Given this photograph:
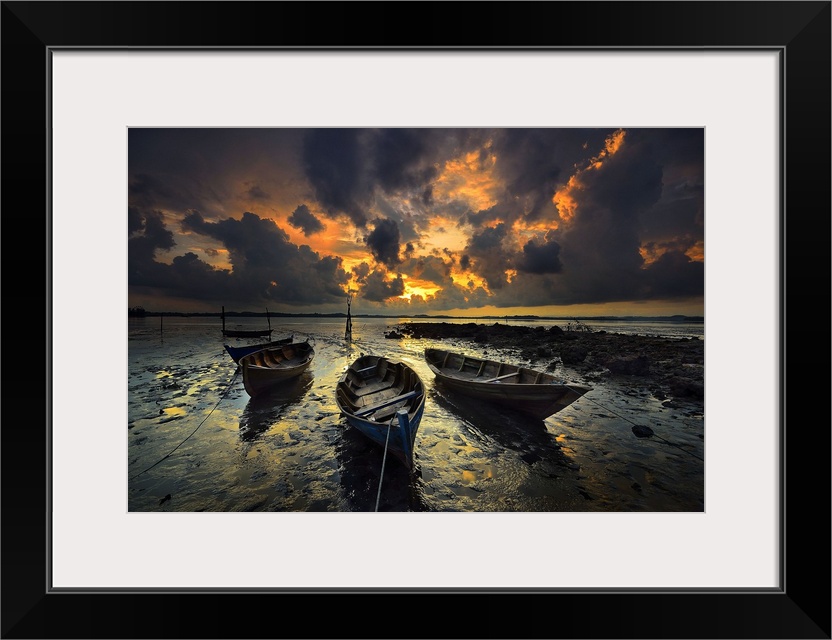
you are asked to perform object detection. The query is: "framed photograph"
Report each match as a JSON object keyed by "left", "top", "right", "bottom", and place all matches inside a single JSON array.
[{"left": 4, "top": 1, "right": 829, "bottom": 638}]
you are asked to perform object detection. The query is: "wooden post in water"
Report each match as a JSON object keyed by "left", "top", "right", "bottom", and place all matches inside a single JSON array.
[
  {"left": 266, "top": 308, "right": 271, "bottom": 333},
  {"left": 345, "top": 294, "right": 353, "bottom": 342},
  {"left": 222, "top": 306, "right": 226, "bottom": 333}
]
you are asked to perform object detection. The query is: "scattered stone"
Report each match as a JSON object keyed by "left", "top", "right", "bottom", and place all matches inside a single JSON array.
[
  {"left": 560, "top": 344, "right": 588, "bottom": 364},
  {"left": 607, "top": 354, "right": 650, "bottom": 376}
]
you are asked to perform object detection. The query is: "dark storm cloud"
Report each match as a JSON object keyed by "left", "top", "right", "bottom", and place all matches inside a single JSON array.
[
  {"left": 302, "top": 128, "right": 373, "bottom": 226},
  {"left": 130, "top": 210, "right": 351, "bottom": 307},
  {"left": 489, "top": 128, "right": 614, "bottom": 224},
  {"left": 484, "top": 128, "right": 704, "bottom": 307},
  {"left": 372, "top": 128, "right": 440, "bottom": 192},
  {"left": 399, "top": 255, "right": 452, "bottom": 284},
  {"left": 128, "top": 209, "right": 238, "bottom": 301},
  {"left": 364, "top": 218, "right": 402, "bottom": 268},
  {"left": 129, "top": 128, "right": 308, "bottom": 223},
  {"left": 516, "top": 235, "right": 563, "bottom": 274},
  {"left": 642, "top": 250, "right": 704, "bottom": 298},
  {"left": 301, "top": 128, "right": 469, "bottom": 229},
  {"left": 462, "top": 201, "right": 519, "bottom": 228},
  {"left": 360, "top": 269, "right": 405, "bottom": 302},
  {"left": 129, "top": 173, "right": 183, "bottom": 211},
  {"left": 464, "top": 223, "right": 511, "bottom": 290},
  {"left": 287, "top": 204, "right": 325, "bottom": 236},
  {"left": 129, "top": 209, "right": 175, "bottom": 260},
  {"left": 128, "top": 127, "right": 704, "bottom": 312},
  {"left": 351, "top": 262, "right": 371, "bottom": 283},
  {"left": 580, "top": 139, "right": 663, "bottom": 215}
]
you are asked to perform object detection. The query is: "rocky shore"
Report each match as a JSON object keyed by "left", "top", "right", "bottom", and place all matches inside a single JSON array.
[{"left": 388, "top": 321, "right": 704, "bottom": 413}]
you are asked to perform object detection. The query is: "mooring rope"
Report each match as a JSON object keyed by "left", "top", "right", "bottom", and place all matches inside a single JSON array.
[
  {"left": 374, "top": 417, "right": 395, "bottom": 512},
  {"left": 130, "top": 368, "right": 240, "bottom": 480},
  {"left": 576, "top": 390, "right": 704, "bottom": 462}
]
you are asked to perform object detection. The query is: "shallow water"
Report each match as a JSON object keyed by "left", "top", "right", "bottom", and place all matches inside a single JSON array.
[{"left": 128, "top": 316, "right": 704, "bottom": 512}]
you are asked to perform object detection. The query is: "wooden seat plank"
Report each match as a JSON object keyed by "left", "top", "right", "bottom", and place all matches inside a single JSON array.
[
  {"left": 355, "top": 390, "right": 419, "bottom": 416},
  {"left": 482, "top": 371, "right": 521, "bottom": 383}
]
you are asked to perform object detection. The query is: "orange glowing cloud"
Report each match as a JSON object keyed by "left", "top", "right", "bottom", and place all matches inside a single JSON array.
[
  {"left": 419, "top": 215, "right": 471, "bottom": 254},
  {"left": 639, "top": 239, "right": 705, "bottom": 266},
  {"left": 432, "top": 146, "right": 501, "bottom": 212},
  {"left": 685, "top": 241, "right": 704, "bottom": 262},
  {"left": 552, "top": 129, "right": 627, "bottom": 223},
  {"left": 399, "top": 275, "right": 442, "bottom": 300},
  {"left": 449, "top": 268, "right": 489, "bottom": 293},
  {"left": 552, "top": 175, "right": 582, "bottom": 223}
]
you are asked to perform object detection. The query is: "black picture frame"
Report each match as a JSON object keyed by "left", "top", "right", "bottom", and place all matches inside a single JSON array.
[{"left": 3, "top": 2, "right": 829, "bottom": 638}]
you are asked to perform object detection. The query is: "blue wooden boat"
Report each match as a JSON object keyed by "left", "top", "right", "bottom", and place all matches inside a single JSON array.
[
  {"left": 223, "top": 335, "right": 294, "bottom": 364},
  {"left": 335, "top": 355, "right": 426, "bottom": 471}
]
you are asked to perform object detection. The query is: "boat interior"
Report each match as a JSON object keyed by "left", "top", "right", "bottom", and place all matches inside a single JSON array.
[
  {"left": 246, "top": 342, "right": 310, "bottom": 368},
  {"left": 427, "top": 349, "right": 551, "bottom": 385},
  {"left": 337, "top": 357, "right": 423, "bottom": 420}
]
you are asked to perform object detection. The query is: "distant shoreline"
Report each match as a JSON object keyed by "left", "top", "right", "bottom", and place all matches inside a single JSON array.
[{"left": 128, "top": 309, "right": 703, "bottom": 323}]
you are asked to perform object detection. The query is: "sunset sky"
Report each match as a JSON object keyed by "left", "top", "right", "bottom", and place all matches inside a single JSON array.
[{"left": 128, "top": 128, "right": 704, "bottom": 316}]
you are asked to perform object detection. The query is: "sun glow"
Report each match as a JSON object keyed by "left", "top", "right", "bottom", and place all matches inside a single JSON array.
[
  {"left": 399, "top": 275, "right": 442, "bottom": 300},
  {"left": 449, "top": 269, "right": 489, "bottom": 292}
]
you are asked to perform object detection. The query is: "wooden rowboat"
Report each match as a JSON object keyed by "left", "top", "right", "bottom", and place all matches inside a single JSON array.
[
  {"left": 223, "top": 335, "right": 294, "bottom": 364},
  {"left": 424, "top": 348, "right": 591, "bottom": 420},
  {"left": 335, "top": 355, "right": 426, "bottom": 471},
  {"left": 239, "top": 340, "right": 315, "bottom": 397},
  {"left": 221, "top": 305, "right": 273, "bottom": 339},
  {"left": 222, "top": 328, "right": 274, "bottom": 339}
]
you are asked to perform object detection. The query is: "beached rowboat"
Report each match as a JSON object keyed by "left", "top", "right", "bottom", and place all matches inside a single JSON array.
[
  {"left": 223, "top": 335, "right": 294, "bottom": 364},
  {"left": 239, "top": 340, "right": 315, "bottom": 397},
  {"left": 335, "top": 355, "right": 426, "bottom": 471},
  {"left": 222, "top": 328, "right": 274, "bottom": 339},
  {"left": 424, "top": 348, "right": 591, "bottom": 420},
  {"left": 221, "top": 305, "right": 274, "bottom": 339}
]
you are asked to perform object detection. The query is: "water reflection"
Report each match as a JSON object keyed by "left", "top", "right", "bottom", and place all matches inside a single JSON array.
[
  {"left": 430, "top": 388, "right": 571, "bottom": 468},
  {"left": 238, "top": 372, "right": 313, "bottom": 441},
  {"left": 333, "top": 423, "right": 430, "bottom": 512}
]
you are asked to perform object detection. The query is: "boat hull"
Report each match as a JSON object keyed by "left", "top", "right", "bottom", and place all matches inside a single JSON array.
[
  {"left": 223, "top": 329, "right": 273, "bottom": 338},
  {"left": 240, "top": 341, "right": 315, "bottom": 397},
  {"left": 342, "top": 403, "right": 425, "bottom": 470},
  {"left": 425, "top": 348, "right": 590, "bottom": 420},
  {"left": 224, "top": 336, "right": 294, "bottom": 364},
  {"left": 335, "top": 355, "right": 426, "bottom": 471}
]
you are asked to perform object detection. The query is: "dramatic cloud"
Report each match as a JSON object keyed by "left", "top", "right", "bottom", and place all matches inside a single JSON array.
[
  {"left": 302, "top": 128, "right": 372, "bottom": 227},
  {"left": 287, "top": 204, "right": 325, "bottom": 236},
  {"left": 129, "top": 127, "right": 705, "bottom": 314},
  {"left": 360, "top": 269, "right": 405, "bottom": 302},
  {"left": 129, "top": 210, "right": 349, "bottom": 308},
  {"left": 464, "top": 223, "right": 512, "bottom": 290},
  {"left": 364, "top": 218, "right": 402, "bottom": 268},
  {"left": 516, "top": 235, "right": 563, "bottom": 275}
]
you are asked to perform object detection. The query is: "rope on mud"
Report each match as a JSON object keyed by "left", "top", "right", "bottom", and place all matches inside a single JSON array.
[
  {"left": 374, "top": 417, "right": 395, "bottom": 512},
  {"left": 576, "top": 390, "right": 704, "bottom": 462},
  {"left": 130, "top": 368, "right": 241, "bottom": 480}
]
